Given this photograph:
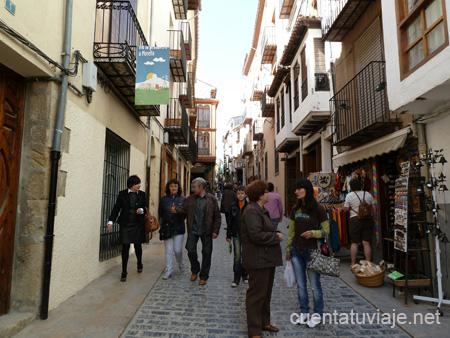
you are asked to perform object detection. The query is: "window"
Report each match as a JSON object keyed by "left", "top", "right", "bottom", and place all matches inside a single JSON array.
[
  {"left": 100, "top": 130, "right": 130, "bottom": 261},
  {"left": 276, "top": 97, "right": 281, "bottom": 134},
  {"left": 397, "top": 0, "right": 448, "bottom": 76},
  {"left": 280, "top": 91, "right": 285, "bottom": 129},
  {"left": 301, "top": 48, "right": 308, "bottom": 101},
  {"left": 237, "top": 130, "right": 240, "bottom": 142},
  {"left": 197, "top": 105, "right": 210, "bottom": 128},
  {"left": 274, "top": 140, "right": 279, "bottom": 174},
  {"left": 198, "top": 132, "right": 210, "bottom": 155}
]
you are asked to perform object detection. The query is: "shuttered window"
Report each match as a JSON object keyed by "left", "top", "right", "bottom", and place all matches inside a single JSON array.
[{"left": 301, "top": 48, "right": 308, "bottom": 101}]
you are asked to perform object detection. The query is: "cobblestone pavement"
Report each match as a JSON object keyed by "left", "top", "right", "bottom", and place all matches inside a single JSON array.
[{"left": 121, "top": 214, "right": 412, "bottom": 338}]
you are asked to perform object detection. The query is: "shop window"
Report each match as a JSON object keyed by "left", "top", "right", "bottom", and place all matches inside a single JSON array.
[
  {"left": 100, "top": 129, "right": 130, "bottom": 261},
  {"left": 396, "top": 0, "right": 448, "bottom": 77}
]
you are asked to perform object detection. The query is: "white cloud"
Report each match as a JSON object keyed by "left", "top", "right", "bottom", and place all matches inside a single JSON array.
[
  {"left": 153, "top": 57, "right": 166, "bottom": 62},
  {"left": 144, "top": 61, "right": 154, "bottom": 65}
]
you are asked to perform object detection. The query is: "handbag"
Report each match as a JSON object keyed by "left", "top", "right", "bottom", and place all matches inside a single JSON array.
[
  {"left": 282, "top": 261, "right": 296, "bottom": 288},
  {"left": 159, "top": 221, "right": 173, "bottom": 241},
  {"left": 307, "top": 232, "right": 340, "bottom": 277},
  {"left": 144, "top": 207, "right": 159, "bottom": 240}
]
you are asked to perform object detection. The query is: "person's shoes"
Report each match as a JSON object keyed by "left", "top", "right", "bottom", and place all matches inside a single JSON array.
[
  {"left": 190, "top": 274, "right": 198, "bottom": 281},
  {"left": 306, "top": 314, "right": 322, "bottom": 328},
  {"left": 137, "top": 264, "right": 143, "bottom": 273},
  {"left": 243, "top": 277, "right": 248, "bottom": 284},
  {"left": 162, "top": 273, "right": 172, "bottom": 280},
  {"left": 120, "top": 273, "right": 127, "bottom": 282},
  {"left": 231, "top": 279, "right": 239, "bottom": 287},
  {"left": 262, "top": 325, "right": 279, "bottom": 332},
  {"left": 199, "top": 279, "right": 207, "bottom": 285},
  {"left": 295, "top": 313, "right": 309, "bottom": 325}
]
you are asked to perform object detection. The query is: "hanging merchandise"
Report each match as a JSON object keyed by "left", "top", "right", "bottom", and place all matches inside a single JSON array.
[
  {"left": 372, "top": 159, "right": 380, "bottom": 247},
  {"left": 393, "top": 162, "right": 410, "bottom": 252}
]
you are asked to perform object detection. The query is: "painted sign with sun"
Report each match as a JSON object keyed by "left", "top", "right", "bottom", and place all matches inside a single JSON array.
[{"left": 136, "top": 46, "right": 170, "bottom": 105}]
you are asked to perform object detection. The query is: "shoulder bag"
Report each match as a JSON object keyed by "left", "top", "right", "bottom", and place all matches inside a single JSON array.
[
  {"left": 145, "top": 207, "right": 160, "bottom": 240},
  {"left": 307, "top": 230, "right": 340, "bottom": 277}
]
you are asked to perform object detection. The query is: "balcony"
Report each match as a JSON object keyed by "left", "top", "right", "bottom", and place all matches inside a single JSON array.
[
  {"left": 262, "top": 86, "right": 274, "bottom": 118},
  {"left": 261, "top": 26, "right": 276, "bottom": 64},
  {"left": 169, "top": 30, "right": 187, "bottom": 82},
  {"left": 179, "top": 72, "right": 193, "bottom": 108},
  {"left": 172, "top": 0, "right": 188, "bottom": 20},
  {"left": 243, "top": 140, "right": 253, "bottom": 157},
  {"left": 251, "top": 80, "right": 263, "bottom": 101},
  {"left": 180, "top": 21, "right": 192, "bottom": 60},
  {"left": 279, "top": 0, "right": 295, "bottom": 19},
  {"left": 243, "top": 104, "right": 259, "bottom": 125},
  {"left": 330, "top": 61, "right": 400, "bottom": 146},
  {"left": 93, "top": 1, "right": 159, "bottom": 116},
  {"left": 188, "top": 0, "right": 199, "bottom": 10},
  {"left": 179, "top": 126, "right": 197, "bottom": 161},
  {"left": 252, "top": 119, "right": 264, "bottom": 141},
  {"left": 165, "top": 98, "right": 189, "bottom": 145},
  {"left": 319, "top": 0, "right": 376, "bottom": 41},
  {"left": 189, "top": 111, "right": 197, "bottom": 129}
]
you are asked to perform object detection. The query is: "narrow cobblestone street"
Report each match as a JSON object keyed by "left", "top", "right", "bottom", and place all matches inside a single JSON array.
[{"left": 120, "top": 214, "right": 411, "bottom": 338}]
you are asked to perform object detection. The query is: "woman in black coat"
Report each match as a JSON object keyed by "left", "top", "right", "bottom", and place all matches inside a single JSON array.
[{"left": 107, "top": 175, "right": 148, "bottom": 282}]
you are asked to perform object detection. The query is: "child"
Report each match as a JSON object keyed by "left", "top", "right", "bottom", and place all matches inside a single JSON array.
[{"left": 226, "top": 185, "right": 248, "bottom": 287}]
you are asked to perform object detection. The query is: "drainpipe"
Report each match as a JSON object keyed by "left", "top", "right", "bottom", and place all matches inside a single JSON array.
[{"left": 41, "top": 0, "right": 73, "bottom": 320}]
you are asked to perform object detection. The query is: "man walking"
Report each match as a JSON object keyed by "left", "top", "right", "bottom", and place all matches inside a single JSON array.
[
  {"left": 172, "top": 177, "right": 221, "bottom": 285},
  {"left": 221, "top": 183, "right": 236, "bottom": 228},
  {"left": 265, "top": 182, "right": 283, "bottom": 230}
]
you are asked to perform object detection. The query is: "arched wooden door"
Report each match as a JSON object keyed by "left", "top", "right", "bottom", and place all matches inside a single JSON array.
[{"left": 0, "top": 64, "right": 25, "bottom": 315}]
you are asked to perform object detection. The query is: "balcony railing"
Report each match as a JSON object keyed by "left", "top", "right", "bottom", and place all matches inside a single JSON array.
[
  {"left": 179, "top": 72, "right": 193, "bottom": 108},
  {"left": 179, "top": 126, "right": 197, "bottom": 161},
  {"left": 279, "top": 0, "right": 295, "bottom": 19},
  {"left": 261, "top": 26, "right": 277, "bottom": 64},
  {"left": 330, "top": 61, "right": 399, "bottom": 146},
  {"left": 180, "top": 21, "right": 192, "bottom": 60},
  {"left": 253, "top": 119, "right": 264, "bottom": 141},
  {"left": 169, "top": 30, "right": 187, "bottom": 82},
  {"left": 94, "top": 1, "right": 159, "bottom": 116},
  {"left": 165, "top": 98, "right": 189, "bottom": 144},
  {"left": 319, "top": 0, "right": 376, "bottom": 41},
  {"left": 172, "top": 0, "right": 188, "bottom": 20},
  {"left": 262, "top": 86, "right": 274, "bottom": 118}
]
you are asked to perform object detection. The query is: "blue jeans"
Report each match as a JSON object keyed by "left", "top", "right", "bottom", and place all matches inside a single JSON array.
[
  {"left": 290, "top": 246, "right": 324, "bottom": 315},
  {"left": 232, "top": 236, "right": 247, "bottom": 280}
]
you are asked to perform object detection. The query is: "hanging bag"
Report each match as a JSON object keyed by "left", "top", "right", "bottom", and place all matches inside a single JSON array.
[
  {"left": 282, "top": 261, "right": 296, "bottom": 288},
  {"left": 307, "top": 231, "right": 341, "bottom": 277},
  {"left": 144, "top": 207, "right": 159, "bottom": 240},
  {"left": 355, "top": 191, "right": 372, "bottom": 220}
]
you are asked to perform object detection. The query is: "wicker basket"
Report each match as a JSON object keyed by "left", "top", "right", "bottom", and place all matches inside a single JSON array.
[{"left": 352, "top": 263, "right": 386, "bottom": 287}]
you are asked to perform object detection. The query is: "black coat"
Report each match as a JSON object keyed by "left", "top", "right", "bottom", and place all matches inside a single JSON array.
[
  {"left": 158, "top": 194, "right": 186, "bottom": 235},
  {"left": 108, "top": 189, "right": 148, "bottom": 244},
  {"left": 226, "top": 199, "right": 248, "bottom": 239}
]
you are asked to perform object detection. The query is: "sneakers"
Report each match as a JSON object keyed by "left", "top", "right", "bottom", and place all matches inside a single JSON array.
[
  {"left": 231, "top": 279, "right": 239, "bottom": 288},
  {"left": 162, "top": 273, "right": 172, "bottom": 280},
  {"left": 306, "top": 314, "right": 322, "bottom": 328},
  {"left": 295, "top": 313, "right": 309, "bottom": 325}
]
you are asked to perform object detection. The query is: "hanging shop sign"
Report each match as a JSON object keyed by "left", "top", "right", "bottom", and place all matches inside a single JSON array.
[
  {"left": 135, "top": 46, "right": 170, "bottom": 105},
  {"left": 308, "top": 172, "right": 337, "bottom": 189}
]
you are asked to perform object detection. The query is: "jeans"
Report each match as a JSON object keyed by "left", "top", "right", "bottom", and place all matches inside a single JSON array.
[
  {"left": 232, "top": 236, "right": 247, "bottom": 281},
  {"left": 164, "top": 234, "right": 184, "bottom": 275},
  {"left": 270, "top": 217, "right": 280, "bottom": 230},
  {"left": 290, "top": 246, "right": 324, "bottom": 315},
  {"left": 185, "top": 233, "right": 213, "bottom": 281}
]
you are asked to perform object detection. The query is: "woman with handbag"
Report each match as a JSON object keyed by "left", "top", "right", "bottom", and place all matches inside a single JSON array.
[
  {"left": 158, "top": 179, "right": 186, "bottom": 280},
  {"left": 107, "top": 175, "right": 148, "bottom": 282},
  {"left": 285, "top": 179, "right": 330, "bottom": 328}
]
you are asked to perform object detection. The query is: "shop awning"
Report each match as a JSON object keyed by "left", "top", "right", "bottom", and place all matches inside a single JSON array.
[{"left": 332, "top": 127, "right": 411, "bottom": 168}]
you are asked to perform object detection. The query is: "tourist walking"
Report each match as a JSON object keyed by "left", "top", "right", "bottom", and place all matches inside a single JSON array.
[
  {"left": 265, "top": 182, "right": 283, "bottom": 230},
  {"left": 221, "top": 182, "right": 236, "bottom": 227}
]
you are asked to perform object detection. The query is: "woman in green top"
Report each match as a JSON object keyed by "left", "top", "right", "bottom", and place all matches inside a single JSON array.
[{"left": 286, "top": 179, "right": 330, "bottom": 328}]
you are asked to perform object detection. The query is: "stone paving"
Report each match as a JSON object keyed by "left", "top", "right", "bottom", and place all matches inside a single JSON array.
[{"left": 121, "top": 215, "right": 412, "bottom": 338}]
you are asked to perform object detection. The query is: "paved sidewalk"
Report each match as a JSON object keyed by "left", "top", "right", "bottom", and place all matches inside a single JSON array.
[{"left": 120, "top": 215, "right": 412, "bottom": 338}]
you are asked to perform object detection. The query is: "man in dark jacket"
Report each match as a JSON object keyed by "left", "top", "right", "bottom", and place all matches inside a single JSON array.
[
  {"left": 172, "top": 177, "right": 221, "bottom": 285},
  {"left": 221, "top": 183, "right": 236, "bottom": 228}
]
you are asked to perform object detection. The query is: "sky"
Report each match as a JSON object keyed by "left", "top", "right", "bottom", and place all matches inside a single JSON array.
[{"left": 196, "top": 0, "right": 259, "bottom": 161}]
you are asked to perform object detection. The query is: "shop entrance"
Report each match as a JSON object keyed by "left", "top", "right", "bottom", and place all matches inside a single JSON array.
[{"left": 0, "top": 64, "right": 25, "bottom": 315}]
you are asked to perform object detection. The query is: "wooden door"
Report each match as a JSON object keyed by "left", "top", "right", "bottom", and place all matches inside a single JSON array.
[{"left": 0, "top": 64, "right": 25, "bottom": 315}]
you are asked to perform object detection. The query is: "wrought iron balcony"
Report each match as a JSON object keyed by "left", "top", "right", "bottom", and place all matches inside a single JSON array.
[
  {"left": 180, "top": 21, "right": 192, "bottom": 61},
  {"left": 179, "top": 126, "right": 197, "bottom": 161},
  {"left": 179, "top": 72, "right": 193, "bottom": 108},
  {"left": 251, "top": 80, "right": 263, "bottom": 102},
  {"left": 252, "top": 119, "right": 264, "bottom": 141},
  {"left": 93, "top": 1, "right": 159, "bottom": 116},
  {"left": 172, "top": 0, "right": 188, "bottom": 20},
  {"left": 262, "top": 86, "right": 274, "bottom": 118},
  {"left": 165, "top": 98, "right": 189, "bottom": 145},
  {"left": 188, "top": 0, "right": 199, "bottom": 10},
  {"left": 279, "top": 0, "right": 295, "bottom": 19},
  {"left": 330, "top": 61, "right": 400, "bottom": 146},
  {"left": 261, "top": 26, "right": 276, "bottom": 64},
  {"left": 319, "top": 0, "right": 376, "bottom": 41},
  {"left": 189, "top": 111, "right": 197, "bottom": 129},
  {"left": 169, "top": 30, "right": 187, "bottom": 83}
]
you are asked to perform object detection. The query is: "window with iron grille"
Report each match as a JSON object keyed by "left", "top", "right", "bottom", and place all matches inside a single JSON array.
[
  {"left": 265, "top": 152, "right": 268, "bottom": 181},
  {"left": 274, "top": 140, "right": 279, "bottom": 174},
  {"left": 99, "top": 129, "right": 130, "bottom": 261},
  {"left": 301, "top": 48, "right": 308, "bottom": 101}
]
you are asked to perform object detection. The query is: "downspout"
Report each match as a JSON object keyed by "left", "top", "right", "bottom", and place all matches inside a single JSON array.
[{"left": 41, "top": 0, "right": 73, "bottom": 320}]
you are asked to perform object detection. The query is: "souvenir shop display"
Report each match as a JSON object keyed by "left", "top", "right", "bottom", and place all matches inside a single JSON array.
[{"left": 394, "top": 162, "right": 410, "bottom": 252}]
